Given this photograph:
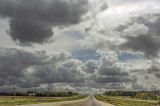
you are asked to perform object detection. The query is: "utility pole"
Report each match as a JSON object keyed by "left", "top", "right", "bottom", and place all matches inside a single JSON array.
[
  {"left": 48, "top": 87, "right": 49, "bottom": 92},
  {"left": 13, "top": 82, "right": 16, "bottom": 100},
  {"left": 34, "top": 85, "right": 37, "bottom": 94},
  {"left": 47, "top": 85, "right": 50, "bottom": 97},
  {"left": 54, "top": 83, "right": 57, "bottom": 97},
  {"left": 14, "top": 82, "right": 16, "bottom": 93}
]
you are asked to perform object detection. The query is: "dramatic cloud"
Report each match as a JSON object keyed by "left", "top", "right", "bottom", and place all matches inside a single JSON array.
[
  {"left": 82, "top": 60, "right": 98, "bottom": 73},
  {"left": 0, "top": 0, "right": 89, "bottom": 44},
  {"left": 118, "top": 14, "right": 160, "bottom": 57},
  {"left": 108, "top": 0, "right": 146, "bottom": 6},
  {"left": 0, "top": 48, "right": 84, "bottom": 90},
  {"left": 95, "top": 76, "right": 135, "bottom": 83},
  {"left": 144, "top": 59, "right": 160, "bottom": 78},
  {"left": 1, "top": 0, "right": 160, "bottom": 93},
  {"left": 0, "top": 48, "right": 75, "bottom": 88},
  {"left": 91, "top": 0, "right": 108, "bottom": 13},
  {"left": 94, "top": 54, "right": 136, "bottom": 84},
  {"left": 82, "top": 13, "right": 160, "bottom": 58},
  {"left": 120, "top": 35, "right": 160, "bottom": 57},
  {"left": 57, "top": 59, "right": 85, "bottom": 83},
  {"left": 0, "top": 48, "right": 138, "bottom": 92}
]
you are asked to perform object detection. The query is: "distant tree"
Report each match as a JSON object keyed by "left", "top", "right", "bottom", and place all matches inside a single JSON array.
[{"left": 104, "top": 90, "right": 157, "bottom": 100}]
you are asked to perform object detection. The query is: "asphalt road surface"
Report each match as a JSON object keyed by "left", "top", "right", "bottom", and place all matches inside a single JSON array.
[
  {"left": 20, "top": 95, "right": 114, "bottom": 106},
  {"left": 59, "top": 95, "right": 102, "bottom": 106}
]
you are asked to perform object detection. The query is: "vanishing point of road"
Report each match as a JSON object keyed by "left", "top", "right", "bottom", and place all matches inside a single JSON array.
[{"left": 20, "top": 95, "right": 114, "bottom": 106}]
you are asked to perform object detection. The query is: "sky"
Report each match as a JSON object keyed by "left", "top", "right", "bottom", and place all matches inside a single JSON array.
[{"left": 0, "top": 0, "right": 160, "bottom": 93}]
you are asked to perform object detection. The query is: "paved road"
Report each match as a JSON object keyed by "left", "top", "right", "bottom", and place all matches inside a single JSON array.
[
  {"left": 59, "top": 95, "right": 102, "bottom": 106},
  {"left": 20, "top": 95, "right": 114, "bottom": 106}
]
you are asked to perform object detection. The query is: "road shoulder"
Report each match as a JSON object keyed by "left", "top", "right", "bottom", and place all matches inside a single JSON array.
[
  {"left": 94, "top": 96, "right": 115, "bottom": 106},
  {"left": 20, "top": 96, "right": 89, "bottom": 106}
]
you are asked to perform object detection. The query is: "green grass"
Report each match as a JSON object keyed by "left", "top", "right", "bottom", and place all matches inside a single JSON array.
[
  {"left": 103, "top": 94, "right": 160, "bottom": 101},
  {"left": 0, "top": 95, "right": 88, "bottom": 106},
  {"left": 95, "top": 95, "right": 159, "bottom": 106}
]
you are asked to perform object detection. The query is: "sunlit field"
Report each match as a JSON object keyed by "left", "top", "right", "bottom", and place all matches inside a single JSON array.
[
  {"left": 95, "top": 95, "right": 159, "bottom": 106},
  {"left": 95, "top": 91, "right": 160, "bottom": 106},
  {"left": 0, "top": 93, "right": 87, "bottom": 106}
]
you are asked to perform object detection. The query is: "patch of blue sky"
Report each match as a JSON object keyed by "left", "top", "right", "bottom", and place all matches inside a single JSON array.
[
  {"left": 71, "top": 48, "right": 101, "bottom": 62},
  {"left": 117, "top": 51, "right": 144, "bottom": 61}
]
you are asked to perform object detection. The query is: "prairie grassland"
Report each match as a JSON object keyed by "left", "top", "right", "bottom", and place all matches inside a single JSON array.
[
  {"left": 95, "top": 95, "right": 159, "bottom": 106},
  {"left": 0, "top": 95, "right": 88, "bottom": 106}
]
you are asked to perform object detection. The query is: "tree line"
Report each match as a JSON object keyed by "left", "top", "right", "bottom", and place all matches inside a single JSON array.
[
  {"left": 0, "top": 91, "right": 78, "bottom": 97},
  {"left": 104, "top": 90, "right": 159, "bottom": 100}
]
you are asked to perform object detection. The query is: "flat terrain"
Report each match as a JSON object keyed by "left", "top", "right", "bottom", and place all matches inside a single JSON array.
[
  {"left": 21, "top": 95, "right": 114, "bottom": 106},
  {"left": 57, "top": 95, "right": 113, "bottom": 106},
  {"left": 95, "top": 95, "right": 159, "bottom": 106},
  {"left": 0, "top": 95, "right": 87, "bottom": 106},
  {"left": 2, "top": 94, "right": 159, "bottom": 106}
]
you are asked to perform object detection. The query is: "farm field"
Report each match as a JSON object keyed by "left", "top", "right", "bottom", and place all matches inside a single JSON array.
[{"left": 0, "top": 95, "right": 87, "bottom": 106}]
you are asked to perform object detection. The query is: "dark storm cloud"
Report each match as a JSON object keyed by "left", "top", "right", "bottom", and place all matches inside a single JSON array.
[
  {"left": 155, "top": 73, "right": 160, "bottom": 79},
  {"left": 97, "top": 56, "right": 128, "bottom": 76},
  {"left": 95, "top": 64, "right": 135, "bottom": 83},
  {"left": 0, "top": 48, "right": 79, "bottom": 88},
  {"left": 146, "top": 61, "right": 160, "bottom": 79},
  {"left": 117, "top": 13, "right": 160, "bottom": 57},
  {"left": 0, "top": 48, "right": 42, "bottom": 78},
  {"left": 130, "top": 14, "right": 160, "bottom": 36},
  {"left": 0, "top": 48, "right": 137, "bottom": 91},
  {"left": 82, "top": 60, "right": 98, "bottom": 73},
  {"left": 0, "top": 48, "right": 44, "bottom": 87},
  {"left": 144, "top": 75, "right": 149, "bottom": 80},
  {"left": 104, "top": 83, "right": 126, "bottom": 90},
  {"left": 99, "top": 2, "right": 108, "bottom": 12},
  {"left": 95, "top": 76, "right": 136, "bottom": 83},
  {"left": 147, "top": 64, "right": 160, "bottom": 73},
  {"left": 120, "top": 35, "right": 160, "bottom": 57},
  {"left": 84, "top": 55, "right": 137, "bottom": 85},
  {"left": 9, "top": 18, "right": 53, "bottom": 44},
  {"left": 131, "top": 82, "right": 144, "bottom": 90},
  {"left": 131, "top": 60, "right": 160, "bottom": 80},
  {"left": 26, "top": 58, "right": 85, "bottom": 86},
  {"left": 98, "top": 65, "right": 128, "bottom": 76},
  {"left": 86, "top": 83, "right": 126, "bottom": 90},
  {"left": 0, "top": 0, "right": 89, "bottom": 44}
]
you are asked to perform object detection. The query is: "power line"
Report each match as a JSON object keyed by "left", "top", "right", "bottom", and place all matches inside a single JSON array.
[{"left": 13, "top": 82, "right": 16, "bottom": 100}]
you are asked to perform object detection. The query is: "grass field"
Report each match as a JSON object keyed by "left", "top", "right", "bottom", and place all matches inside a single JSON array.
[
  {"left": 0, "top": 95, "right": 88, "bottom": 106},
  {"left": 103, "top": 94, "right": 160, "bottom": 101},
  {"left": 95, "top": 95, "right": 159, "bottom": 106}
]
